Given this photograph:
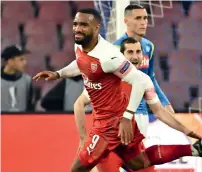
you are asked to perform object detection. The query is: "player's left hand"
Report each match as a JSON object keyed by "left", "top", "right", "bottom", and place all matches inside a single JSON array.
[{"left": 118, "top": 117, "right": 134, "bottom": 145}]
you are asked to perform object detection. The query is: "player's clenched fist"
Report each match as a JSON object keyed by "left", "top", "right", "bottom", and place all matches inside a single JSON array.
[
  {"left": 118, "top": 117, "right": 134, "bottom": 145},
  {"left": 32, "top": 71, "right": 60, "bottom": 81}
]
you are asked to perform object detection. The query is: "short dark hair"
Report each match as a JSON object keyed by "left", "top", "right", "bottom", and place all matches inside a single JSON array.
[
  {"left": 77, "top": 8, "right": 102, "bottom": 23},
  {"left": 120, "top": 37, "right": 139, "bottom": 54},
  {"left": 124, "top": 4, "right": 145, "bottom": 16}
]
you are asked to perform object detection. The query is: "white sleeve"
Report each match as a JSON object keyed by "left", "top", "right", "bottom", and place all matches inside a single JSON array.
[
  {"left": 101, "top": 51, "right": 127, "bottom": 73},
  {"left": 122, "top": 69, "right": 159, "bottom": 119},
  {"left": 56, "top": 60, "right": 81, "bottom": 78},
  {"left": 101, "top": 51, "right": 159, "bottom": 119}
]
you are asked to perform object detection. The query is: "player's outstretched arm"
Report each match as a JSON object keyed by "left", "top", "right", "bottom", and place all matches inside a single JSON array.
[
  {"left": 102, "top": 52, "right": 155, "bottom": 145},
  {"left": 74, "top": 89, "right": 91, "bottom": 149},
  {"left": 146, "top": 96, "right": 201, "bottom": 139},
  {"left": 33, "top": 60, "right": 81, "bottom": 81},
  {"left": 117, "top": 68, "right": 158, "bottom": 145}
]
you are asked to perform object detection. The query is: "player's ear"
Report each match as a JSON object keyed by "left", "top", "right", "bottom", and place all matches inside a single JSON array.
[
  {"left": 124, "top": 17, "right": 128, "bottom": 25},
  {"left": 96, "top": 24, "right": 101, "bottom": 31}
]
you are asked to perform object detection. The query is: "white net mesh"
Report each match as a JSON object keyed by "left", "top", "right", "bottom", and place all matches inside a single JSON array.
[
  {"left": 94, "top": 0, "right": 173, "bottom": 43},
  {"left": 105, "top": 2, "right": 116, "bottom": 43}
]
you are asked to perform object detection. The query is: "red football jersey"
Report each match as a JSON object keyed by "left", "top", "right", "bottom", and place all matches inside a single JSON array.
[
  {"left": 121, "top": 81, "right": 132, "bottom": 99},
  {"left": 75, "top": 37, "right": 132, "bottom": 119}
]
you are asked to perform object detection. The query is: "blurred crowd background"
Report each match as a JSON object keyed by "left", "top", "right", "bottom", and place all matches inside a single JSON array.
[{"left": 1, "top": 0, "right": 202, "bottom": 113}]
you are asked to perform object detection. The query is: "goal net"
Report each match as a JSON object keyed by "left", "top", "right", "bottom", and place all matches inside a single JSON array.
[{"left": 94, "top": 0, "right": 173, "bottom": 43}]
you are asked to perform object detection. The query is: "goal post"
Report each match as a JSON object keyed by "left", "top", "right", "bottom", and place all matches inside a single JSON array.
[{"left": 115, "top": 0, "right": 130, "bottom": 39}]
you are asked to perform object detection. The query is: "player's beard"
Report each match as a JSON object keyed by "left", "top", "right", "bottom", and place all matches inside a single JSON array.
[{"left": 74, "top": 33, "right": 93, "bottom": 46}]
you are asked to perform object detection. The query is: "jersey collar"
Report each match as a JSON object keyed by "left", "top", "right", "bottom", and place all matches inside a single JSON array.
[
  {"left": 124, "top": 32, "right": 143, "bottom": 43},
  {"left": 87, "top": 35, "right": 104, "bottom": 57},
  {"left": 123, "top": 33, "right": 128, "bottom": 39}
]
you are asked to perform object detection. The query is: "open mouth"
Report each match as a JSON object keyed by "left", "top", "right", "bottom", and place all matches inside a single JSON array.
[{"left": 131, "top": 61, "right": 139, "bottom": 65}]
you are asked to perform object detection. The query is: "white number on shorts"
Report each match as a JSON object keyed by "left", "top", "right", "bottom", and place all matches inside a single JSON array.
[{"left": 87, "top": 135, "right": 100, "bottom": 155}]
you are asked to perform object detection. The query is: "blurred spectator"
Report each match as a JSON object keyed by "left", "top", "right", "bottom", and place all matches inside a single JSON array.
[
  {"left": 41, "top": 76, "right": 91, "bottom": 112},
  {"left": 1, "top": 45, "right": 35, "bottom": 112}
]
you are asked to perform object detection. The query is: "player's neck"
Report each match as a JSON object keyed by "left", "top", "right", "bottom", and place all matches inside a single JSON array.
[
  {"left": 82, "top": 37, "right": 98, "bottom": 53},
  {"left": 3, "top": 66, "right": 17, "bottom": 75},
  {"left": 126, "top": 31, "right": 142, "bottom": 41}
]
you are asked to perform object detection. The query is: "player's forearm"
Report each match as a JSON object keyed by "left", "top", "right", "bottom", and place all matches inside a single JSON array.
[
  {"left": 150, "top": 102, "right": 190, "bottom": 135},
  {"left": 165, "top": 104, "right": 175, "bottom": 114},
  {"left": 74, "top": 101, "right": 87, "bottom": 140},
  {"left": 56, "top": 60, "right": 81, "bottom": 78},
  {"left": 122, "top": 70, "right": 154, "bottom": 119}
]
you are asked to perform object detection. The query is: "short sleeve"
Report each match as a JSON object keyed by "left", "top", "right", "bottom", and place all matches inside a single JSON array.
[{"left": 101, "top": 51, "right": 135, "bottom": 78}]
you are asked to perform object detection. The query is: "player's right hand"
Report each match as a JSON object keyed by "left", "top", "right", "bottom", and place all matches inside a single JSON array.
[
  {"left": 118, "top": 117, "right": 134, "bottom": 145},
  {"left": 32, "top": 71, "right": 59, "bottom": 81}
]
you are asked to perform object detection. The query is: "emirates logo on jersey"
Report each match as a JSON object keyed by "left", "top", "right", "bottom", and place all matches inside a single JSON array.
[
  {"left": 91, "top": 63, "right": 98, "bottom": 73},
  {"left": 81, "top": 73, "right": 102, "bottom": 90}
]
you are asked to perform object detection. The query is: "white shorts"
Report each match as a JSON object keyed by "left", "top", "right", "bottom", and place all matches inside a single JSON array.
[
  {"left": 134, "top": 113, "right": 149, "bottom": 138},
  {"left": 145, "top": 119, "right": 191, "bottom": 147}
]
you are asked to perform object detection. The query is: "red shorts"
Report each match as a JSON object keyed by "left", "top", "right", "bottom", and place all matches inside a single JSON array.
[
  {"left": 96, "top": 141, "right": 145, "bottom": 172},
  {"left": 78, "top": 116, "right": 144, "bottom": 167}
]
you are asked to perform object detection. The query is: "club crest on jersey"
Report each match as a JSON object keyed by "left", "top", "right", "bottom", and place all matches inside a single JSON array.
[{"left": 91, "top": 63, "right": 98, "bottom": 73}]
